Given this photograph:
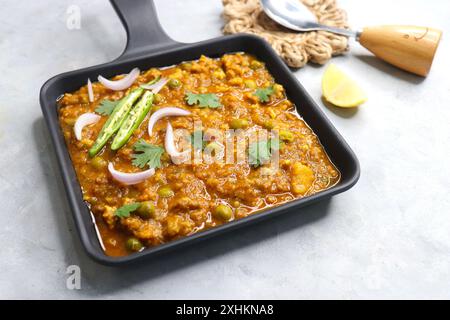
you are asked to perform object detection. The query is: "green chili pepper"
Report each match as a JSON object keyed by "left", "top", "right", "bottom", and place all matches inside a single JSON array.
[
  {"left": 88, "top": 88, "right": 144, "bottom": 157},
  {"left": 111, "top": 91, "right": 154, "bottom": 150}
]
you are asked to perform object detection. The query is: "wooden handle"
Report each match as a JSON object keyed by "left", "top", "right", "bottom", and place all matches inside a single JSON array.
[{"left": 359, "top": 25, "right": 442, "bottom": 77}]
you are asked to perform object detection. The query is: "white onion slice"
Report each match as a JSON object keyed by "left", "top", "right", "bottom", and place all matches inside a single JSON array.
[
  {"left": 108, "top": 163, "right": 155, "bottom": 185},
  {"left": 98, "top": 67, "right": 140, "bottom": 91},
  {"left": 87, "top": 78, "right": 94, "bottom": 102},
  {"left": 140, "top": 77, "right": 169, "bottom": 94},
  {"left": 148, "top": 107, "right": 191, "bottom": 135},
  {"left": 165, "top": 122, "right": 190, "bottom": 164},
  {"left": 74, "top": 113, "right": 101, "bottom": 141}
]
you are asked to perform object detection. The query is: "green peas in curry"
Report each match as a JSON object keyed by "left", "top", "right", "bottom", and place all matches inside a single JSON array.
[{"left": 58, "top": 53, "right": 340, "bottom": 256}]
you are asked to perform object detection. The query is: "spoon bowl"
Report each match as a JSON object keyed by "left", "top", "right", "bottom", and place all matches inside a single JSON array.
[{"left": 261, "top": 0, "right": 358, "bottom": 37}]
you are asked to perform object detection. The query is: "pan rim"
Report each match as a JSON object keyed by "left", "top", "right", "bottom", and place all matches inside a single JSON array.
[{"left": 40, "top": 33, "right": 360, "bottom": 266}]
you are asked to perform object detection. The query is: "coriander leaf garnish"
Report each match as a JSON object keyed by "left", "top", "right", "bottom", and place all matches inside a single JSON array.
[
  {"left": 188, "top": 131, "right": 207, "bottom": 150},
  {"left": 185, "top": 92, "right": 222, "bottom": 108},
  {"left": 115, "top": 203, "right": 140, "bottom": 218},
  {"left": 95, "top": 99, "right": 119, "bottom": 116},
  {"left": 132, "top": 139, "right": 165, "bottom": 169},
  {"left": 254, "top": 86, "right": 275, "bottom": 103},
  {"left": 248, "top": 138, "right": 280, "bottom": 167}
]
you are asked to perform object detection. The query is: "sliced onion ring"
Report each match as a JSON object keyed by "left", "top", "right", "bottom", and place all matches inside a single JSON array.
[
  {"left": 74, "top": 113, "right": 100, "bottom": 141},
  {"left": 148, "top": 107, "right": 191, "bottom": 135},
  {"left": 108, "top": 163, "right": 155, "bottom": 185},
  {"left": 87, "top": 78, "right": 94, "bottom": 103},
  {"left": 165, "top": 122, "right": 190, "bottom": 164},
  {"left": 98, "top": 67, "right": 140, "bottom": 91},
  {"left": 140, "top": 77, "right": 169, "bottom": 94}
]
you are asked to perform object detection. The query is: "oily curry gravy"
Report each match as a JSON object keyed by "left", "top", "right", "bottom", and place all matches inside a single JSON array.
[{"left": 58, "top": 53, "right": 340, "bottom": 256}]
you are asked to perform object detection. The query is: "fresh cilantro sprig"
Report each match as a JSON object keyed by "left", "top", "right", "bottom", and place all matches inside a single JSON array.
[
  {"left": 248, "top": 138, "right": 280, "bottom": 167},
  {"left": 254, "top": 86, "right": 275, "bottom": 103},
  {"left": 185, "top": 92, "right": 222, "bottom": 108},
  {"left": 132, "top": 140, "right": 165, "bottom": 169},
  {"left": 115, "top": 203, "right": 141, "bottom": 218},
  {"left": 95, "top": 99, "right": 119, "bottom": 116}
]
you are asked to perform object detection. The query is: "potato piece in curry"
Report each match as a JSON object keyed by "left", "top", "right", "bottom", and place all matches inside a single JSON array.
[{"left": 58, "top": 53, "right": 340, "bottom": 256}]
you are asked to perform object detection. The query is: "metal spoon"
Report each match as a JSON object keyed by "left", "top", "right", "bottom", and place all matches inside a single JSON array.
[
  {"left": 261, "top": 0, "right": 358, "bottom": 38},
  {"left": 260, "top": 0, "right": 442, "bottom": 76}
]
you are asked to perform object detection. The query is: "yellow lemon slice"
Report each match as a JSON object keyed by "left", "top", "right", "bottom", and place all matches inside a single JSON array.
[{"left": 322, "top": 64, "right": 367, "bottom": 108}]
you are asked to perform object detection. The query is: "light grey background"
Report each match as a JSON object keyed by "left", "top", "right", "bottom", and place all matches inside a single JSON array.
[{"left": 0, "top": 0, "right": 449, "bottom": 299}]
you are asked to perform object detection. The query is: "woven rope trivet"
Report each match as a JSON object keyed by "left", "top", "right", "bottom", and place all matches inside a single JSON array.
[{"left": 222, "top": 0, "right": 349, "bottom": 68}]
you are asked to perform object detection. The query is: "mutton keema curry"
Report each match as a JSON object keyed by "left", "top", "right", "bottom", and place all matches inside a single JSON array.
[{"left": 58, "top": 53, "right": 340, "bottom": 256}]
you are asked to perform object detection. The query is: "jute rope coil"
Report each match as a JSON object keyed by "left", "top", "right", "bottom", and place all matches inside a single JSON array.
[{"left": 222, "top": 0, "right": 349, "bottom": 68}]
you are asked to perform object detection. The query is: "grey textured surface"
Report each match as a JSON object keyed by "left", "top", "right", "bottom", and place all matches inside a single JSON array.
[{"left": 0, "top": 0, "right": 449, "bottom": 299}]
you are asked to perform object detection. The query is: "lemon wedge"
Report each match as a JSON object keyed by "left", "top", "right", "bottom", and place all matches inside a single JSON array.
[{"left": 322, "top": 64, "right": 367, "bottom": 108}]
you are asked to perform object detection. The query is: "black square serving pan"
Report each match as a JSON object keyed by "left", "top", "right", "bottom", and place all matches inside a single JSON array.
[{"left": 40, "top": 0, "right": 360, "bottom": 266}]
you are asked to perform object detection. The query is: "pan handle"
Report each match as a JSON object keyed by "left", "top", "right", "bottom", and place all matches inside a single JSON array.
[{"left": 110, "top": 0, "right": 180, "bottom": 61}]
